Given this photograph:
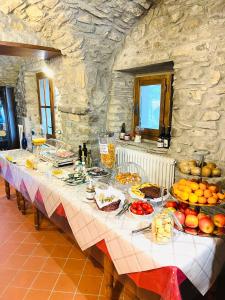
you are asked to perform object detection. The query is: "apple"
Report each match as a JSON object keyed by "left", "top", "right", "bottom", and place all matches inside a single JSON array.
[
  {"left": 167, "top": 207, "right": 176, "bottom": 212},
  {"left": 213, "top": 214, "right": 225, "bottom": 228},
  {"left": 165, "top": 201, "right": 178, "bottom": 209},
  {"left": 184, "top": 208, "right": 198, "bottom": 216},
  {"left": 185, "top": 228, "right": 198, "bottom": 235},
  {"left": 197, "top": 213, "right": 210, "bottom": 220},
  {"left": 185, "top": 215, "right": 198, "bottom": 228},
  {"left": 213, "top": 228, "right": 225, "bottom": 236},
  {"left": 199, "top": 217, "right": 214, "bottom": 234},
  {"left": 174, "top": 210, "right": 185, "bottom": 225},
  {"left": 178, "top": 202, "right": 189, "bottom": 209}
]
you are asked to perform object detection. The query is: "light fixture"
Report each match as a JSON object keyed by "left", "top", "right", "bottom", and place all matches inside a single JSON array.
[{"left": 42, "top": 66, "right": 54, "bottom": 78}]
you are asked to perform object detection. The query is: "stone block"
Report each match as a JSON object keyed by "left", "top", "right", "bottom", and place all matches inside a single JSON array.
[{"left": 202, "top": 111, "right": 220, "bottom": 121}]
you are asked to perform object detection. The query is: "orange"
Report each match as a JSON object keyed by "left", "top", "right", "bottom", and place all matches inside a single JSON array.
[
  {"left": 195, "top": 189, "right": 203, "bottom": 197},
  {"left": 212, "top": 193, "right": 218, "bottom": 200},
  {"left": 183, "top": 186, "right": 192, "bottom": 194},
  {"left": 198, "top": 196, "right": 207, "bottom": 204},
  {"left": 189, "top": 193, "right": 198, "bottom": 203},
  {"left": 217, "top": 193, "right": 225, "bottom": 200},
  {"left": 179, "top": 179, "right": 187, "bottom": 185},
  {"left": 199, "top": 183, "right": 207, "bottom": 190},
  {"left": 204, "top": 189, "right": 212, "bottom": 198},
  {"left": 208, "top": 185, "right": 218, "bottom": 193},
  {"left": 190, "top": 182, "right": 199, "bottom": 191},
  {"left": 207, "top": 197, "right": 217, "bottom": 204},
  {"left": 180, "top": 192, "right": 189, "bottom": 201},
  {"left": 186, "top": 180, "right": 192, "bottom": 186}
]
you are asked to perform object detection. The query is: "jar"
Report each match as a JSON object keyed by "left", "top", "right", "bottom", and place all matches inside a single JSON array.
[
  {"left": 86, "top": 180, "right": 95, "bottom": 200},
  {"left": 99, "top": 132, "right": 115, "bottom": 169},
  {"left": 151, "top": 210, "right": 174, "bottom": 244},
  {"left": 124, "top": 134, "right": 130, "bottom": 141}
]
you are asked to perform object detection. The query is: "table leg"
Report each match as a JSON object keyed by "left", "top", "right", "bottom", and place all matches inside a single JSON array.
[
  {"left": 4, "top": 180, "right": 10, "bottom": 199},
  {"left": 103, "top": 256, "right": 114, "bottom": 299},
  {"left": 21, "top": 196, "right": 26, "bottom": 215},
  {"left": 34, "top": 207, "right": 41, "bottom": 230},
  {"left": 15, "top": 190, "right": 21, "bottom": 210}
]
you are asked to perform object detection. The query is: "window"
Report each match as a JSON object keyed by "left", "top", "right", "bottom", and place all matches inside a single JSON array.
[
  {"left": 133, "top": 73, "right": 173, "bottom": 140},
  {"left": 36, "top": 72, "right": 55, "bottom": 138}
]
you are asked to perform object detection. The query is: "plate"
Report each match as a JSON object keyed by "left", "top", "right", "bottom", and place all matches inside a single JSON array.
[
  {"left": 129, "top": 187, "right": 170, "bottom": 202},
  {"left": 170, "top": 187, "right": 225, "bottom": 207}
]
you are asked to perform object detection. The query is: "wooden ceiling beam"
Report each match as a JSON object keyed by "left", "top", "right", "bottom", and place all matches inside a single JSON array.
[{"left": 0, "top": 41, "right": 61, "bottom": 60}]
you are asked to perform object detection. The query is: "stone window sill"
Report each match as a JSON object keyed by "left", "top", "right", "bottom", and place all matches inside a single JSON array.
[{"left": 116, "top": 139, "right": 169, "bottom": 155}]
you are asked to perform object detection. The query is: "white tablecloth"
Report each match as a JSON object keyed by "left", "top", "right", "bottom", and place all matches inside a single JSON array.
[{"left": 0, "top": 149, "right": 225, "bottom": 295}]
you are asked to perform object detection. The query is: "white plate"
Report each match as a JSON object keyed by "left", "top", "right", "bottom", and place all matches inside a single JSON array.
[{"left": 129, "top": 187, "right": 170, "bottom": 203}]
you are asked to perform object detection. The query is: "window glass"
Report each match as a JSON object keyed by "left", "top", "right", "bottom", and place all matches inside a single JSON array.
[
  {"left": 45, "top": 79, "right": 50, "bottom": 106},
  {"left": 46, "top": 108, "right": 52, "bottom": 135},
  {"left": 41, "top": 108, "right": 47, "bottom": 135},
  {"left": 39, "top": 80, "right": 45, "bottom": 106},
  {"left": 140, "top": 84, "right": 161, "bottom": 130}
]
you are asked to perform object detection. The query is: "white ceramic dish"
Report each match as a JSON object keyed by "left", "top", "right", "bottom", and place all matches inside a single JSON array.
[{"left": 129, "top": 206, "right": 155, "bottom": 220}]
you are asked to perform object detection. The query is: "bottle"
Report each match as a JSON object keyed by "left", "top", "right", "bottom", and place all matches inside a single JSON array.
[
  {"left": 21, "top": 132, "right": 28, "bottom": 150},
  {"left": 87, "top": 150, "right": 92, "bottom": 168},
  {"left": 83, "top": 143, "right": 88, "bottom": 158},
  {"left": 164, "top": 126, "right": 171, "bottom": 149},
  {"left": 78, "top": 145, "right": 82, "bottom": 162},
  {"left": 119, "top": 123, "right": 126, "bottom": 140},
  {"left": 157, "top": 126, "right": 165, "bottom": 148}
]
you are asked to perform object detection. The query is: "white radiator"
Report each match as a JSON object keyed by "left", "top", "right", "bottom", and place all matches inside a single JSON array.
[{"left": 116, "top": 146, "right": 176, "bottom": 189}]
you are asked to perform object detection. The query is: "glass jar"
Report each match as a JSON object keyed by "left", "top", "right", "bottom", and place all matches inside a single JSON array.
[
  {"left": 99, "top": 132, "right": 115, "bottom": 169},
  {"left": 151, "top": 210, "right": 174, "bottom": 244}
]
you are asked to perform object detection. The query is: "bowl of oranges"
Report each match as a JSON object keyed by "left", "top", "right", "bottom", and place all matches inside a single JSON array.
[{"left": 171, "top": 178, "right": 225, "bottom": 206}]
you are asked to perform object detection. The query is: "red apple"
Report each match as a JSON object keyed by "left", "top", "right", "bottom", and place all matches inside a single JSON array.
[
  {"left": 178, "top": 202, "right": 189, "bottom": 209},
  {"left": 165, "top": 201, "right": 178, "bottom": 209},
  {"left": 213, "top": 227, "right": 225, "bottom": 236},
  {"left": 197, "top": 213, "right": 210, "bottom": 220},
  {"left": 213, "top": 214, "right": 225, "bottom": 228},
  {"left": 199, "top": 217, "right": 214, "bottom": 234},
  {"left": 185, "top": 228, "right": 198, "bottom": 235},
  {"left": 185, "top": 215, "right": 198, "bottom": 228},
  {"left": 174, "top": 210, "right": 185, "bottom": 225},
  {"left": 185, "top": 208, "right": 198, "bottom": 216}
]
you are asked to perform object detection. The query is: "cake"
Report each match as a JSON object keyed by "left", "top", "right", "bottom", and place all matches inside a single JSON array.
[{"left": 140, "top": 186, "right": 167, "bottom": 199}]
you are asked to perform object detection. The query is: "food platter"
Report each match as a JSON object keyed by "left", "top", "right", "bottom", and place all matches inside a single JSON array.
[
  {"left": 87, "top": 167, "right": 110, "bottom": 179},
  {"left": 129, "top": 183, "right": 170, "bottom": 203}
]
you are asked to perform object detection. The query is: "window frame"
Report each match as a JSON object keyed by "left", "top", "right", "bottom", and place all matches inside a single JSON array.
[
  {"left": 36, "top": 72, "right": 55, "bottom": 139},
  {"left": 133, "top": 73, "right": 173, "bottom": 141}
]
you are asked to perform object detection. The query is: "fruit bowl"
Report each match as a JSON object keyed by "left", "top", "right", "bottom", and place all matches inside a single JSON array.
[
  {"left": 170, "top": 179, "right": 225, "bottom": 207},
  {"left": 129, "top": 200, "right": 154, "bottom": 219},
  {"left": 164, "top": 201, "right": 225, "bottom": 238}
]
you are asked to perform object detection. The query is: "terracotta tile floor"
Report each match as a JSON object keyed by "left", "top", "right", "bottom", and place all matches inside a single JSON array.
[{"left": 0, "top": 181, "right": 111, "bottom": 300}]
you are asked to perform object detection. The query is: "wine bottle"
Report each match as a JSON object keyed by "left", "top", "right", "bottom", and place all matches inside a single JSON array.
[
  {"left": 83, "top": 143, "right": 88, "bottom": 158},
  {"left": 119, "top": 123, "right": 126, "bottom": 140},
  {"left": 21, "top": 132, "right": 27, "bottom": 150},
  {"left": 78, "top": 145, "right": 82, "bottom": 162},
  {"left": 157, "top": 126, "right": 165, "bottom": 148},
  {"left": 164, "top": 126, "right": 171, "bottom": 148}
]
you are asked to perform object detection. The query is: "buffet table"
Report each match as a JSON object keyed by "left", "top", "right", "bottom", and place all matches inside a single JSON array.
[{"left": 1, "top": 149, "right": 225, "bottom": 300}]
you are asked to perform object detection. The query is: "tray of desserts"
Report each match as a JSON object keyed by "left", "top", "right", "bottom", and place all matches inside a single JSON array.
[
  {"left": 170, "top": 178, "right": 225, "bottom": 207},
  {"left": 129, "top": 183, "right": 169, "bottom": 202}
]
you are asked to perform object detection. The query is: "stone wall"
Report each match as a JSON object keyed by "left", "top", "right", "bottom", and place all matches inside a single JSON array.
[
  {"left": 108, "top": 0, "right": 225, "bottom": 168},
  {"left": 1, "top": 0, "right": 152, "bottom": 153},
  {"left": 0, "top": 10, "right": 51, "bottom": 86}
]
